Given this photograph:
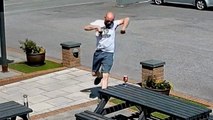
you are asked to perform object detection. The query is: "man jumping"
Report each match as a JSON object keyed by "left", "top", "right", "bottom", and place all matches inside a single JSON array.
[{"left": 84, "top": 12, "right": 130, "bottom": 89}]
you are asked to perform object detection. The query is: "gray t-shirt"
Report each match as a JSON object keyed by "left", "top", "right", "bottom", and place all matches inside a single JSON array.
[{"left": 90, "top": 20, "right": 120, "bottom": 53}]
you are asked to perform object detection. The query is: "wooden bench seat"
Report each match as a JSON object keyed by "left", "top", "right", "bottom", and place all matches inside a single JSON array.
[
  {"left": 0, "top": 101, "right": 33, "bottom": 120},
  {"left": 75, "top": 110, "right": 113, "bottom": 120}
]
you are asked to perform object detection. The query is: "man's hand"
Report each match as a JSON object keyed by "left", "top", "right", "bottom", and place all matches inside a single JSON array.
[
  {"left": 97, "top": 26, "right": 103, "bottom": 34},
  {"left": 118, "top": 17, "right": 129, "bottom": 34},
  {"left": 120, "top": 30, "right": 126, "bottom": 34},
  {"left": 99, "top": 30, "right": 103, "bottom": 35}
]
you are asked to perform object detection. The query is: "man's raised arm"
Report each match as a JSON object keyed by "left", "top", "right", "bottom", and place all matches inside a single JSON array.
[
  {"left": 118, "top": 17, "right": 130, "bottom": 34},
  {"left": 84, "top": 25, "right": 102, "bottom": 32}
]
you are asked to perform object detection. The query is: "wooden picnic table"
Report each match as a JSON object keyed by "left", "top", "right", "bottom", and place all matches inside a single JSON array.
[
  {"left": 94, "top": 83, "right": 212, "bottom": 120},
  {"left": 0, "top": 101, "right": 33, "bottom": 120}
]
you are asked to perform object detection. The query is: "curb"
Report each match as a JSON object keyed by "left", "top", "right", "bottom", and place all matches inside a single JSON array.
[{"left": 0, "top": 66, "right": 67, "bottom": 86}]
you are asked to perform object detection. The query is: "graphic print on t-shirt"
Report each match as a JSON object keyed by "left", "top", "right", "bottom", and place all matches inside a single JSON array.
[{"left": 100, "top": 27, "right": 111, "bottom": 38}]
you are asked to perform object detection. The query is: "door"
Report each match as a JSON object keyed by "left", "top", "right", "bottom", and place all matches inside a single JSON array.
[{"left": 165, "top": 0, "right": 194, "bottom": 5}]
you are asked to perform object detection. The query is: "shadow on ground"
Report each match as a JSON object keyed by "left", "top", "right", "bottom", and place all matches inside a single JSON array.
[
  {"left": 111, "top": 113, "right": 141, "bottom": 120},
  {"left": 80, "top": 86, "right": 101, "bottom": 98}
]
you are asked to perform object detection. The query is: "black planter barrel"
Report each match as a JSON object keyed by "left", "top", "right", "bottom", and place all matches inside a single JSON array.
[
  {"left": 145, "top": 86, "right": 170, "bottom": 95},
  {"left": 26, "top": 53, "right": 45, "bottom": 66}
]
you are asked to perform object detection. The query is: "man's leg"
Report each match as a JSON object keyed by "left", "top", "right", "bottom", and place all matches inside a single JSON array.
[
  {"left": 93, "top": 71, "right": 103, "bottom": 85},
  {"left": 92, "top": 51, "right": 103, "bottom": 85},
  {"left": 101, "top": 52, "right": 113, "bottom": 89},
  {"left": 92, "top": 71, "right": 101, "bottom": 77},
  {"left": 101, "top": 73, "right": 109, "bottom": 89}
]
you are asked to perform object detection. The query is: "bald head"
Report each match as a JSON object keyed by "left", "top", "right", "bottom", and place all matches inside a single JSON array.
[{"left": 105, "top": 12, "right": 115, "bottom": 21}]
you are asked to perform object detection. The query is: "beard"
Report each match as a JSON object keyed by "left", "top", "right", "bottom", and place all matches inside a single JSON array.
[{"left": 104, "top": 21, "right": 114, "bottom": 29}]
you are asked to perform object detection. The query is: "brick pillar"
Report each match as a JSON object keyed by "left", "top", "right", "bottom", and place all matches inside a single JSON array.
[
  {"left": 140, "top": 59, "right": 165, "bottom": 87},
  {"left": 60, "top": 41, "right": 81, "bottom": 67}
]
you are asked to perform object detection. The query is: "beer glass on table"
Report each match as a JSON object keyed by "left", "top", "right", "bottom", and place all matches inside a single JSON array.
[{"left": 123, "top": 75, "right": 128, "bottom": 86}]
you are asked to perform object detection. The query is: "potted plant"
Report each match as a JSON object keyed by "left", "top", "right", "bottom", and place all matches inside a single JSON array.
[
  {"left": 19, "top": 38, "right": 46, "bottom": 66},
  {"left": 144, "top": 75, "right": 171, "bottom": 95}
]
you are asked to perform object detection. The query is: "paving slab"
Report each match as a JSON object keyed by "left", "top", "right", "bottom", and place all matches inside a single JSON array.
[{"left": 0, "top": 70, "right": 21, "bottom": 79}]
